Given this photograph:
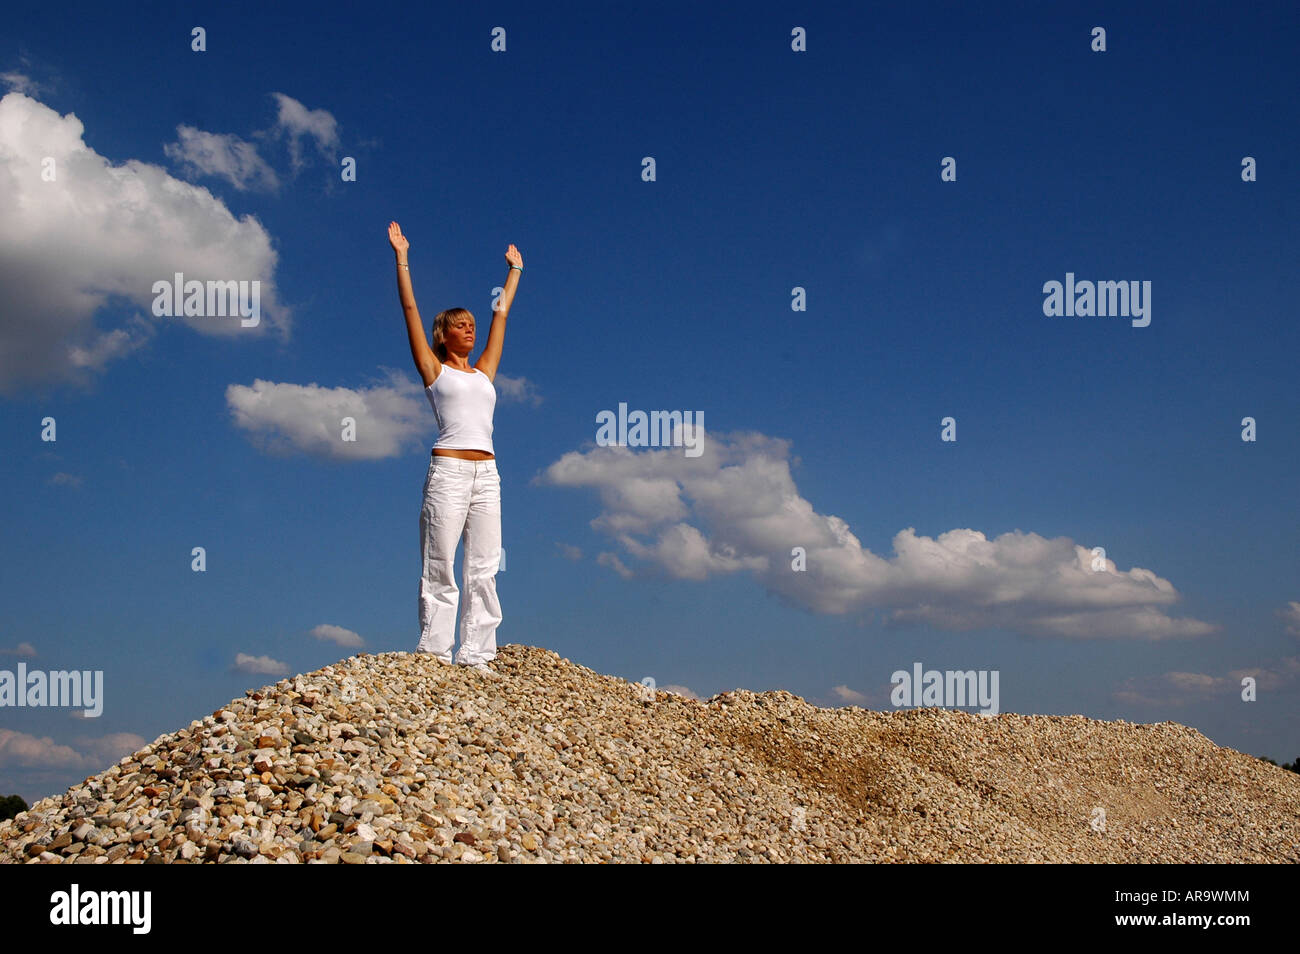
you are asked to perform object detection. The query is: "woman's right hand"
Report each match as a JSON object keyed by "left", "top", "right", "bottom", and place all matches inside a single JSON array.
[{"left": 388, "top": 221, "right": 410, "bottom": 257}]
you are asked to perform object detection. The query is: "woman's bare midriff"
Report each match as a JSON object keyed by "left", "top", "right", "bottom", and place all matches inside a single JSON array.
[{"left": 433, "top": 449, "right": 494, "bottom": 460}]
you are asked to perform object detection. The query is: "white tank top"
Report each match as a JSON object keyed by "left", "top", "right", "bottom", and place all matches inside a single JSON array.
[{"left": 426, "top": 365, "right": 496, "bottom": 454}]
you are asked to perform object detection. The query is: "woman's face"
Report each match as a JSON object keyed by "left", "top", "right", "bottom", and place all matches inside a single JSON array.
[{"left": 445, "top": 319, "right": 475, "bottom": 352}]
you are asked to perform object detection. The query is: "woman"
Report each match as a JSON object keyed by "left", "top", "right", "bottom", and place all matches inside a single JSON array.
[{"left": 388, "top": 221, "right": 522, "bottom": 676}]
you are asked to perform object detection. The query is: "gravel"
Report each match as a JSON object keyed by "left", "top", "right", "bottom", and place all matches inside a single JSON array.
[{"left": 2, "top": 644, "right": 1296, "bottom": 863}]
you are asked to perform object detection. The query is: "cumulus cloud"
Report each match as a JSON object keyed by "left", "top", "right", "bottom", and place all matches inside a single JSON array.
[
  {"left": 0, "top": 728, "right": 147, "bottom": 804},
  {"left": 66, "top": 313, "right": 156, "bottom": 371},
  {"left": 161, "top": 92, "right": 339, "bottom": 191},
  {"left": 310, "top": 624, "right": 365, "bottom": 648},
  {"left": 0, "top": 92, "right": 288, "bottom": 393},
  {"left": 555, "top": 543, "right": 583, "bottom": 560},
  {"left": 1112, "top": 656, "right": 1300, "bottom": 707},
  {"left": 0, "top": 642, "right": 37, "bottom": 657},
  {"left": 536, "top": 430, "right": 1217, "bottom": 641},
  {"left": 233, "top": 653, "right": 289, "bottom": 675},
  {"left": 0, "top": 728, "right": 143, "bottom": 770},
  {"left": 226, "top": 367, "right": 428, "bottom": 460},
  {"left": 47, "top": 472, "right": 83, "bottom": 488},
  {"left": 228, "top": 368, "right": 537, "bottom": 461},
  {"left": 0, "top": 729, "right": 84, "bottom": 768}
]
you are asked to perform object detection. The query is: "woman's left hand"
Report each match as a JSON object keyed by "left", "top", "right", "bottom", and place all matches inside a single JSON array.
[{"left": 505, "top": 244, "right": 523, "bottom": 269}]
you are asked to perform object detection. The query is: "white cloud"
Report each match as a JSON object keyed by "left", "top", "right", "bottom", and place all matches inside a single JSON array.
[
  {"left": 163, "top": 126, "right": 280, "bottom": 191},
  {"left": 310, "top": 624, "right": 365, "bottom": 648},
  {"left": 0, "top": 71, "right": 44, "bottom": 97},
  {"left": 1226, "top": 656, "right": 1300, "bottom": 692},
  {"left": 1113, "top": 656, "right": 1300, "bottom": 706},
  {"left": 0, "top": 642, "right": 37, "bottom": 657},
  {"left": 831, "top": 685, "right": 868, "bottom": 704},
  {"left": 161, "top": 92, "right": 337, "bottom": 189},
  {"left": 661, "top": 684, "right": 700, "bottom": 700},
  {"left": 492, "top": 373, "right": 543, "bottom": 406},
  {"left": 74, "top": 732, "right": 148, "bottom": 766},
  {"left": 268, "top": 92, "right": 339, "bottom": 172},
  {"left": 595, "top": 551, "right": 634, "bottom": 579},
  {"left": 233, "top": 653, "right": 289, "bottom": 675},
  {"left": 617, "top": 522, "right": 766, "bottom": 581},
  {"left": 227, "top": 367, "right": 540, "bottom": 461},
  {"left": 536, "top": 430, "right": 1217, "bottom": 641},
  {"left": 66, "top": 313, "right": 156, "bottom": 370},
  {"left": 0, "top": 729, "right": 148, "bottom": 805},
  {"left": 555, "top": 542, "right": 582, "bottom": 560},
  {"left": 47, "top": 472, "right": 83, "bottom": 488},
  {"left": 226, "top": 367, "right": 429, "bottom": 460},
  {"left": 1280, "top": 601, "right": 1300, "bottom": 637},
  {"left": 0, "top": 92, "right": 289, "bottom": 393},
  {"left": 0, "top": 728, "right": 143, "bottom": 770},
  {"left": 0, "top": 729, "right": 85, "bottom": 768}
]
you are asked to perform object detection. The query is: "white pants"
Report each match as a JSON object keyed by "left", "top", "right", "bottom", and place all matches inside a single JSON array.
[{"left": 417, "top": 453, "right": 503, "bottom": 664}]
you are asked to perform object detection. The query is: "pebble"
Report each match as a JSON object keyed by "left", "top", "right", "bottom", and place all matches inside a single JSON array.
[{"left": 2, "top": 645, "right": 1297, "bottom": 864}]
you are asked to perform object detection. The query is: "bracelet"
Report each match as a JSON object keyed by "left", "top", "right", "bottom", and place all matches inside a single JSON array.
[
  {"left": 509, "top": 264, "right": 522, "bottom": 272},
  {"left": 398, "top": 263, "right": 409, "bottom": 269}
]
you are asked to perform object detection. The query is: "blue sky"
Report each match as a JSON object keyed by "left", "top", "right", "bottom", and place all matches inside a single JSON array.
[{"left": 2, "top": 0, "right": 1297, "bottom": 804}]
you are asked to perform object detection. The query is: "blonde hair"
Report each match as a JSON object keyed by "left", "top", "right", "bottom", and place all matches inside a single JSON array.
[{"left": 431, "top": 307, "right": 475, "bottom": 362}]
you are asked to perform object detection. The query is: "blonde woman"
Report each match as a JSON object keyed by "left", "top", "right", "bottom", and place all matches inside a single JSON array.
[{"left": 388, "top": 221, "right": 521, "bottom": 676}]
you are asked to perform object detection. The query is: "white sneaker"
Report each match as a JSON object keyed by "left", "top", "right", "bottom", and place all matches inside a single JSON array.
[
  {"left": 415, "top": 649, "right": 454, "bottom": 665},
  {"left": 466, "top": 661, "right": 499, "bottom": 678}
]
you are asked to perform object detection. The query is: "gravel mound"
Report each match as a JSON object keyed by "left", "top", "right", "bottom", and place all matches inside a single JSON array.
[{"left": 3, "top": 644, "right": 1297, "bottom": 863}]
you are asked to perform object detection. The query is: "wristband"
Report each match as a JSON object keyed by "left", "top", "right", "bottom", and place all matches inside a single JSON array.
[{"left": 509, "top": 264, "right": 523, "bottom": 272}]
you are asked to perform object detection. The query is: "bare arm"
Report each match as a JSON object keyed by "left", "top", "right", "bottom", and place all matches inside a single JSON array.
[
  {"left": 475, "top": 244, "right": 522, "bottom": 380},
  {"left": 388, "top": 221, "right": 439, "bottom": 387}
]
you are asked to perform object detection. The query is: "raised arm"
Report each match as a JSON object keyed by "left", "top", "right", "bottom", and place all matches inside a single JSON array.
[
  {"left": 388, "top": 221, "right": 439, "bottom": 387},
  {"left": 475, "top": 243, "right": 522, "bottom": 380}
]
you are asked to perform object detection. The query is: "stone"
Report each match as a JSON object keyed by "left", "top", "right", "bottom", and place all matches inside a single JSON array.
[{"left": 2, "top": 644, "right": 1295, "bottom": 867}]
